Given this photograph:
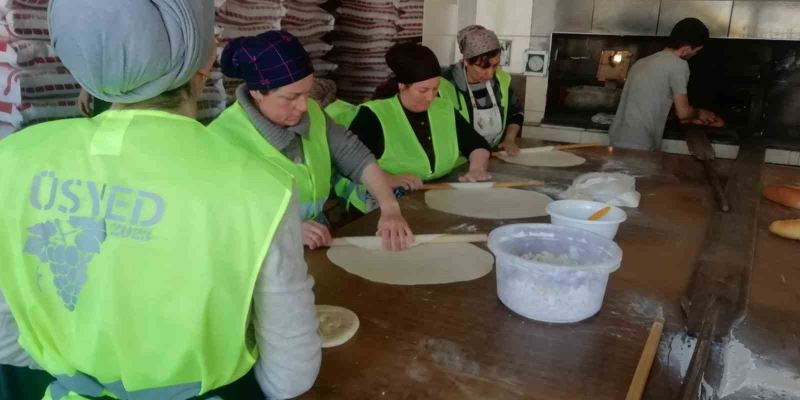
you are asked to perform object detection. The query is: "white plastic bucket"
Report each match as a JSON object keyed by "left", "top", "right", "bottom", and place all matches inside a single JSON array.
[
  {"left": 487, "top": 223, "right": 623, "bottom": 323},
  {"left": 546, "top": 200, "right": 627, "bottom": 240}
]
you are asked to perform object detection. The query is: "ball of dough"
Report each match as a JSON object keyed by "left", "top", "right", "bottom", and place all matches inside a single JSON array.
[{"left": 317, "top": 305, "right": 360, "bottom": 348}]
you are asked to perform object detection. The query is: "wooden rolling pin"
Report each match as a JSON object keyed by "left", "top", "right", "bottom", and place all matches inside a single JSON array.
[
  {"left": 625, "top": 315, "right": 666, "bottom": 400},
  {"left": 421, "top": 180, "right": 544, "bottom": 190},
  {"left": 330, "top": 233, "right": 488, "bottom": 248},
  {"left": 493, "top": 142, "right": 604, "bottom": 157}
]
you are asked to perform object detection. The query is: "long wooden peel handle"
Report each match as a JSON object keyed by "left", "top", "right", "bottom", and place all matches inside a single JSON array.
[
  {"left": 330, "top": 233, "right": 488, "bottom": 247},
  {"left": 702, "top": 160, "right": 730, "bottom": 212},
  {"left": 625, "top": 317, "right": 665, "bottom": 400},
  {"left": 554, "top": 142, "right": 604, "bottom": 151}
]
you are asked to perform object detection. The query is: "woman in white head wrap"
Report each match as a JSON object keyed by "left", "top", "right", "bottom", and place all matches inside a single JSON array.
[
  {"left": 0, "top": 1, "right": 322, "bottom": 399},
  {"left": 439, "top": 25, "right": 526, "bottom": 155},
  {"left": 49, "top": 0, "right": 217, "bottom": 109}
]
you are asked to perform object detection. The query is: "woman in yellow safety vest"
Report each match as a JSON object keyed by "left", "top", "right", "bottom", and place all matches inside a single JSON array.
[
  {"left": 0, "top": 2, "right": 322, "bottom": 399},
  {"left": 210, "top": 30, "right": 414, "bottom": 251},
  {"left": 439, "top": 25, "right": 526, "bottom": 155},
  {"left": 339, "top": 43, "right": 493, "bottom": 212}
]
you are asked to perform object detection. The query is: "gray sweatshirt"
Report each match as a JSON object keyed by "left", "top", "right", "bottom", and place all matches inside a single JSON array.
[
  {"left": 0, "top": 191, "right": 322, "bottom": 400},
  {"left": 236, "top": 84, "right": 376, "bottom": 184}
]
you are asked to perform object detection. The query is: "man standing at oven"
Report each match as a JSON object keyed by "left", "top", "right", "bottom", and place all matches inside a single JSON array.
[{"left": 609, "top": 18, "right": 724, "bottom": 151}]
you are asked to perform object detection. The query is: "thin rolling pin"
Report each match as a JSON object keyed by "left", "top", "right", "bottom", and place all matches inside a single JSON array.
[
  {"left": 421, "top": 180, "right": 544, "bottom": 190},
  {"left": 330, "top": 233, "right": 488, "bottom": 247},
  {"left": 625, "top": 316, "right": 666, "bottom": 400}
]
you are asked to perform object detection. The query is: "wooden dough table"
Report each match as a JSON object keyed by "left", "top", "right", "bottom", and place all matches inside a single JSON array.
[
  {"left": 7, "top": 143, "right": 798, "bottom": 399},
  {"left": 303, "top": 143, "right": 727, "bottom": 399},
  {"left": 706, "top": 163, "right": 800, "bottom": 400}
]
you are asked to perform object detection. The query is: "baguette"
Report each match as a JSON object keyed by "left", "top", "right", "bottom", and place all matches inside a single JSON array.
[
  {"left": 769, "top": 219, "right": 800, "bottom": 240},
  {"left": 763, "top": 185, "right": 800, "bottom": 209}
]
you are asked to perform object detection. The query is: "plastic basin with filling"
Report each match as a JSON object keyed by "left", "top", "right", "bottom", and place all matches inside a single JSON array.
[{"left": 488, "top": 223, "right": 623, "bottom": 323}]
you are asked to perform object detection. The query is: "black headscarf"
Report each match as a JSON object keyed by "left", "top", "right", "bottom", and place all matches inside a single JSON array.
[
  {"left": 373, "top": 43, "right": 441, "bottom": 99},
  {"left": 386, "top": 43, "right": 440, "bottom": 84}
]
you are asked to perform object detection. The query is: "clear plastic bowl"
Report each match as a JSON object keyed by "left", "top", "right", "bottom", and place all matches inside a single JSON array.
[
  {"left": 546, "top": 200, "right": 627, "bottom": 240},
  {"left": 487, "top": 223, "right": 623, "bottom": 323}
]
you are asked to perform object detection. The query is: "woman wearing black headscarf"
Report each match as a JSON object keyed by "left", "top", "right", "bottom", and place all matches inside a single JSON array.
[{"left": 340, "top": 43, "right": 492, "bottom": 212}]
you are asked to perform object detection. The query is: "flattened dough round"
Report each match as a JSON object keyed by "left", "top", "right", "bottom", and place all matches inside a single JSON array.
[
  {"left": 498, "top": 150, "right": 586, "bottom": 167},
  {"left": 327, "top": 242, "right": 494, "bottom": 285},
  {"left": 316, "top": 305, "right": 359, "bottom": 348},
  {"left": 425, "top": 188, "right": 552, "bottom": 219}
]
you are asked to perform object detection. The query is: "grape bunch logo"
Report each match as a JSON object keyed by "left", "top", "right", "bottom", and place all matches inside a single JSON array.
[
  {"left": 24, "top": 217, "right": 106, "bottom": 311},
  {"left": 23, "top": 171, "right": 165, "bottom": 311}
]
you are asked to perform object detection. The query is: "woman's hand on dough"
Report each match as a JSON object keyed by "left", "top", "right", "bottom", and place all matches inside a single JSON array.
[
  {"left": 459, "top": 169, "right": 493, "bottom": 183},
  {"left": 302, "top": 220, "right": 332, "bottom": 250},
  {"left": 501, "top": 139, "right": 521, "bottom": 156},
  {"left": 376, "top": 209, "right": 414, "bottom": 251}
]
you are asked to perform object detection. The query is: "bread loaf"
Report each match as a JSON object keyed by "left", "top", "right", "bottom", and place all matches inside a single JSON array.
[
  {"left": 769, "top": 219, "right": 800, "bottom": 240},
  {"left": 763, "top": 185, "right": 800, "bottom": 209}
]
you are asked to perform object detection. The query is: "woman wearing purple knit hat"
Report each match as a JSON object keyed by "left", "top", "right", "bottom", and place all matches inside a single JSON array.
[
  {"left": 439, "top": 25, "right": 525, "bottom": 155},
  {"left": 210, "top": 30, "right": 414, "bottom": 251}
]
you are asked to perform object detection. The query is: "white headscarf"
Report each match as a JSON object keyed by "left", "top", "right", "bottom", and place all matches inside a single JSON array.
[{"left": 49, "top": 0, "right": 215, "bottom": 104}]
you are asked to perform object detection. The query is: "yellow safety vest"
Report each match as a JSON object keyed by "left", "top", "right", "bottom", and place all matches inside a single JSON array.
[
  {"left": 438, "top": 68, "right": 511, "bottom": 128},
  {"left": 210, "top": 99, "right": 331, "bottom": 221},
  {"left": 335, "top": 96, "right": 460, "bottom": 212},
  {"left": 0, "top": 110, "right": 293, "bottom": 399}
]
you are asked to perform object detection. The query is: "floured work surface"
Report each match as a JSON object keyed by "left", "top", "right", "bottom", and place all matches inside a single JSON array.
[{"left": 303, "top": 146, "right": 724, "bottom": 399}]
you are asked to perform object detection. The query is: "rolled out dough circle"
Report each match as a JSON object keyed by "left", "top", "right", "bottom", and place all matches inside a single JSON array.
[
  {"left": 326, "top": 242, "right": 494, "bottom": 285},
  {"left": 498, "top": 150, "right": 586, "bottom": 167},
  {"left": 316, "top": 305, "right": 359, "bottom": 348},
  {"left": 425, "top": 188, "right": 552, "bottom": 219}
]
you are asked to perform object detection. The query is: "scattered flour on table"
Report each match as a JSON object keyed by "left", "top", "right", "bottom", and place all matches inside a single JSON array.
[
  {"left": 655, "top": 333, "right": 800, "bottom": 399},
  {"left": 447, "top": 223, "right": 479, "bottom": 233},
  {"left": 600, "top": 159, "right": 659, "bottom": 178},
  {"left": 657, "top": 332, "right": 697, "bottom": 378},
  {"left": 718, "top": 336, "right": 800, "bottom": 398},
  {"left": 700, "top": 378, "right": 715, "bottom": 400},
  {"left": 535, "top": 185, "right": 568, "bottom": 198},
  {"left": 626, "top": 293, "right": 663, "bottom": 320}
]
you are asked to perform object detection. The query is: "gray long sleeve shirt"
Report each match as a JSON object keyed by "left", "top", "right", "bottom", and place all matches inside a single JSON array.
[
  {"left": 609, "top": 50, "right": 690, "bottom": 151},
  {"left": 0, "top": 191, "right": 321, "bottom": 400},
  {"left": 236, "top": 84, "right": 375, "bottom": 184}
]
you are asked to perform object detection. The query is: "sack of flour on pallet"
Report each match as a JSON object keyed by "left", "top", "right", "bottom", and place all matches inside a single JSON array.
[{"left": 560, "top": 172, "right": 641, "bottom": 208}]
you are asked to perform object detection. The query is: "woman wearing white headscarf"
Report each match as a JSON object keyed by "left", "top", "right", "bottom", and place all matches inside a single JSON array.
[
  {"left": 440, "top": 25, "right": 526, "bottom": 155},
  {"left": 0, "top": 1, "right": 320, "bottom": 399}
]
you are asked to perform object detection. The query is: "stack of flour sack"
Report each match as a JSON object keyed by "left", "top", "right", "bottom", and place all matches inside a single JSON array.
[
  {"left": 0, "top": 0, "right": 228, "bottom": 138},
  {"left": 0, "top": 0, "right": 79, "bottom": 139}
]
